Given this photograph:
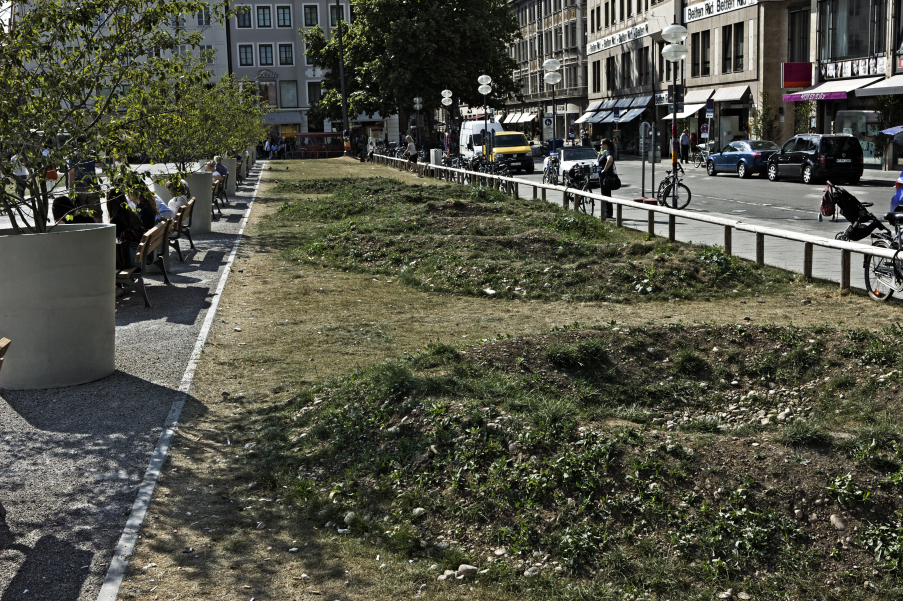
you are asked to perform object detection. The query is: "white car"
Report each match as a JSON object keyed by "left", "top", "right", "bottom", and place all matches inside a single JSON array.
[{"left": 543, "top": 147, "right": 600, "bottom": 183}]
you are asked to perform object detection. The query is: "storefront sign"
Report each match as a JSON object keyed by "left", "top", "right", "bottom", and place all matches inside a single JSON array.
[
  {"left": 655, "top": 92, "right": 668, "bottom": 105},
  {"left": 587, "top": 22, "right": 650, "bottom": 55},
  {"left": 781, "top": 63, "right": 812, "bottom": 88},
  {"left": 818, "top": 57, "right": 884, "bottom": 80},
  {"left": 685, "top": 0, "right": 758, "bottom": 23},
  {"left": 256, "top": 69, "right": 279, "bottom": 80},
  {"left": 781, "top": 91, "right": 849, "bottom": 102}
]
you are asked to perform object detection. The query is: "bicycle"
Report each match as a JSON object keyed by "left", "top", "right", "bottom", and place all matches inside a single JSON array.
[
  {"left": 542, "top": 153, "right": 560, "bottom": 185},
  {"left": 656, "top": 162, "right": 691, "bottom": 210},
  {"left": 693, "top": 144, "right": 710, "bottom": 168},
  {"left": 563, "top": 164, "right": 595, "bottom": 215}
]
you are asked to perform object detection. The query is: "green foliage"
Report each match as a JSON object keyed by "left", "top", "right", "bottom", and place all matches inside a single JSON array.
[
  {"left": 750, "top": 89, "right": 782, "bottom": 143},
  {"left": 860, "top": 512, "right": 903, "bottom": 573},
  {"left": 824, "top": 473, "right": 872, "bottom": 510},
  {"left": 778, "top": 420, "right": 832, "bottom": 447},
  {"left": 546, "top": 338, "right": 609, "bottom": 371},
  {"left": 873, "top": 96, "right": 903, "bottom": 165},
  {"left": 793, "top": 100, "right": 814, "bottom": 135}
]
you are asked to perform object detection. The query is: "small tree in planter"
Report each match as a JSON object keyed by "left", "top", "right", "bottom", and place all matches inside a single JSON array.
[{"left": 0, "top": 0, "right": 228, "bottom": 233}]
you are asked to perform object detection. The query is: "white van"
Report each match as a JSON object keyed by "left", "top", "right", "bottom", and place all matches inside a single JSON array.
[{"left": 459, "top": 120, "right": 504, "bottom": 159}]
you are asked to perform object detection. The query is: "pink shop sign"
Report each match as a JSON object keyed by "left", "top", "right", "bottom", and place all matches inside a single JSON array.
[{"left": 781, "top": 91, "right": 847, "bottom": 102}]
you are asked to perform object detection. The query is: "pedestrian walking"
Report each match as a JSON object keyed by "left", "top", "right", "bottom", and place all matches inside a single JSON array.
[
  {"left": 598, "top": 138, "right": 617, "bottom": 219},
  {"left": 680, "top": 129, "right": 689, "bottom": 164}
]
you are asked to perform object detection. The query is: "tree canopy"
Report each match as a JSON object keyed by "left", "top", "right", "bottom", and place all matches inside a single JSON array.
[{"left": 301, "top": 0, "right": 520, "bottom": 124}]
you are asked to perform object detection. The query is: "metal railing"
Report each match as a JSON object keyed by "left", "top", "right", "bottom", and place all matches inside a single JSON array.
[{"left": 373, "top": 154, "right": 896, "bottom": 292}]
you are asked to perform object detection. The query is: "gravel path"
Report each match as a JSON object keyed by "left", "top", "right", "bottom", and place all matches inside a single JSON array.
[{"left": 0, "top": 163, "right": 263, "bottom": 601}]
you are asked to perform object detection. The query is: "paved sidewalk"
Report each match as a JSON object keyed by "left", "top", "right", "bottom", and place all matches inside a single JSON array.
[{"left": 0, "top": 164, "right": 262, "bottom": 601}]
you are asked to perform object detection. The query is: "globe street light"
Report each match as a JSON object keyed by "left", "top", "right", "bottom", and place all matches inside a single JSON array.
[
  {"left": 441, "top": 90, "right": 453, "bottom": 154},
  {"left": 543, "top": 58, "right": 562, "bottom": 154},
  {"left": 661, "top": 24, "right": 688, "bottom": 209},
  {"left": 413, "top": 96, "right": 422, "bottom": 150},
  {"left": 478, "top": 76, "right": 492, "bottom": 161}
]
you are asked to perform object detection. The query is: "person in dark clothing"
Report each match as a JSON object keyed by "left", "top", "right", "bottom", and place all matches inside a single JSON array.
[
  {"left": 52, "top": 195, "right": 95, "bottom": 224},
  {"left": 598, "top": 138, "right": 616, "bottom": 219},
  {"left": 127, "top": 181, "right": 160, "bottom": 230},
  {"left": 108, "top": 193, "right": 146, "bottom": 273}
]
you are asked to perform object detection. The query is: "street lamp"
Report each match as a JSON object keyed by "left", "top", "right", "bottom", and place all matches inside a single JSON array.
[
  {"left": 543, "top": 58, "right": 562, "bottom": 153},
  {"left": 441, "top": 90, "right": 453, "bottom": 154},
  {"left": 413, "top": 96, "right": 422, "bottom": 149},
  {"left": 478, "top": 75, "right": 491, "bottom": 160},
  {"left": 661, "top": 24, "right": 688, "bottom": 209}
]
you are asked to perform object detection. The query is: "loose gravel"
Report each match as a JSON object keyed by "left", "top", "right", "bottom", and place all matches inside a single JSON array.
[{"left": 0, "top": 164, "right": 262, "bottom": 601}]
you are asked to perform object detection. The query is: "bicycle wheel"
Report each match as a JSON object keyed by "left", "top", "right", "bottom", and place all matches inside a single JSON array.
[
  {"left": 694, "top": 153, "right": 704, "bottom": 168},
  {"left": 662, "top": 182, "right": 691, "bottom": 210},
  {"left": 865, "top": 241, "right": 902, "bottom": 302},
  {"left": 656, "top": 179, "right": 670, "bottom": 206},
  {"left": 577, "top": 192, "right": 594, "bottom": 215}
]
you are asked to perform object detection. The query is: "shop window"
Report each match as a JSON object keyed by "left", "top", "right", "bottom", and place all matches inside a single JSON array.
[
  {"left": 722, "top": 25, "right": 733, "bottom": 73},
  {"left": 691, "top": 32, "right": 700, "bottom": 77},
  {"left": 818, "top": 0, "right": 885, "bottom": 61},
  {"left": 280, "top": 81, "right": 298, "bottom": 108},
  {"left": 789, "top": 9, "right": 810, "bottom": 62},
  {"left": 257, "top": 81, "right": 276, "bottom": 106},
  {"left": 701, "top": 30, "right": 711, "bottom": 76}
]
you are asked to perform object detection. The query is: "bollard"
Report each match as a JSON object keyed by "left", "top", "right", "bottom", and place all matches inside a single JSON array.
[
  {"left": 841, "top": 250, "right": 851, "bottom": 291},
  {"left": 668, "top": 214, "right": 675, "bottom": 242},
  {"left": 756, "top": 233, "right": 765, "bottom": 265},
  {"left": 724, "top": 225, "right": 732, "bottom": 255},
  {"left": 647, "top": 210, "right": 655, "bottom": 236},
  {"left": 616, "top": 204, "right": 622, "bottom": 227},
  {"left": 804, "top": 242, "right": 813, "bottom": 280}
]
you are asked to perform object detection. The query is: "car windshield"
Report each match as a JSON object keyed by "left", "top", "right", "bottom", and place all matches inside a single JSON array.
[
  {"left": 561, "top": 148, "right": 598, "bottom": 161},
  {"left": 821, "top": 137, "right": 862, "bottom": 155},
  {"left": 748, "top": 141, "right": 779, "bottom": 151},
  {"left": 494, "top": 133, "right": 527, "bottom": 146},
  {"left": 471, "top": 134, "right": 483, "bottom": 146}
]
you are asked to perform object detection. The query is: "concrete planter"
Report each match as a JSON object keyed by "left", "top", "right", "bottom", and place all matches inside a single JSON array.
[
  {"left": 0, "top": 223, "right": 116, "bottom": 390},
  {"left": 152, "top": 182, "right": 172, "bottom": 203},
  {"left": 185, "top": 172, "right": 213, "bottom": 234},
  {"left": 223, "top": 158, "right": 237, "bottom": 196}
]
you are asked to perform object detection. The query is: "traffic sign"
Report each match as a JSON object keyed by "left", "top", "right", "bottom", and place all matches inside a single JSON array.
[
  {"left": 614, "top": 107, "right": 621, "bottom": 122},
  {"left": 706, "top": 98, "right": 714, "bottom": 120},
  {"left": 700, "top": 123, "right": 708, "bottom": 134}
]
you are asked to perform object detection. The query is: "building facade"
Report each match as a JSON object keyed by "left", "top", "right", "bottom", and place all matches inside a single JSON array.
[
  {"left": 503, "top": 0, "right": 588, "bottom": 143},
  {"left": 582, "top": 0, "right": 903, "bottom": 164}
]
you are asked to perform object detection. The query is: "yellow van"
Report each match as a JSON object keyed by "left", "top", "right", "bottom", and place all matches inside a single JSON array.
[{"left": 483, "top": 131, "right": 535, "bottom": 173}]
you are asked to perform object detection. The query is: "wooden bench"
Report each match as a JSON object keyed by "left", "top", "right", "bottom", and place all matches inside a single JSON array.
[
  {"left": 118, "top": 220, "right": 172, "bottom": 308},
  {"left": 168, "top": 197, "right": 196, "bottom": 262},
  {"left": 0, "top": 337, "right": 10, "bottom": 372}
]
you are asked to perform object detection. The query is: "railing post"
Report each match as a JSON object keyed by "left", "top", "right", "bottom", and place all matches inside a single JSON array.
[
  {"left": 533, "top": 185, "right": 537, "bottom": 199},
  {"left": 616, "top": 203, "right": 622, "bottom": 227},
  {"left": 804, "top": 242, "right": 813, "bottom": 280},
  {"left": 841, "top": 250, "right": 851, "bottom": 292},
  {"left": 542, "top": 187, "right": 546, "bottom": 201},
  {"left": 756, "top": 233, "right": 765, "bottom": 265},
  {"left": 514, "top": 182, "right": 519, "bottom": 198},
  {"left": 647, "top": 210, "right": 655, "bottom": 237},
  {"left": 562, "top": 190, "right": 569, "bottom": 210},
  {"left": 668, "top": 214, "right": 676, "bottom": 242},
  {"left": 724, "top": 225, "right": 732, "bottom": 255},
  {"left": 600, "top": 200, "right": 607, "bottom": 221}
]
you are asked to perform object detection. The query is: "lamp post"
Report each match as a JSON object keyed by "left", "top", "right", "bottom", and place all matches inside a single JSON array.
[
  {"left": 413, "top": 96, "right": 422, "bottom": 149},
  {"left": 441, "top": 89, "right": 453, "bottom": 154},
  {"left": 661, "top": 24, "right": 689, "bottom": 209},
  {"left": 542, "top": 59, "right": 562, "bottom": 153},
  {"left": 478, "top": 75, "right": 492, "bottom": 160},
  {"left": 335, "top": 0, "right": 350, "bottom": 156}
]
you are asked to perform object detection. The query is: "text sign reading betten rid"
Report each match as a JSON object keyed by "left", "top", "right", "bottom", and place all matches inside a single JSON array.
[{"left": 684, "top": 0, "right": 758, "bottom": 23}]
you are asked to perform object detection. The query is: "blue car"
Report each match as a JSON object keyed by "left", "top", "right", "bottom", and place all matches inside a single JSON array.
[{"left": 706, "top": 140, "right": 779, "bottom": 178}]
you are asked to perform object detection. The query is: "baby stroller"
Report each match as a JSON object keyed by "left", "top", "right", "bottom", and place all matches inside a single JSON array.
[{"left": 822, "top": 181, "right": 890, "bottom": 241}]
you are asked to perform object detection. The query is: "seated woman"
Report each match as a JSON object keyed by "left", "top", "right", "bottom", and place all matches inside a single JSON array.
[
  {"left": 108, "top": 192, "right": 146, "bottom": 274},
  {"left": 52, "top": 195, "right": 95, "bottom": 224},
  {"left": 166, "top": 180, "right": 190, "bottom": 213},
  {"left": 206, "top": 161, "right": 224, "bottom": 184},
  {"left": 127, "top": 181, "right": 165, "bottom": 230},
  {"left": 213, "top": 156, "right": 228, "bottom": 178}
]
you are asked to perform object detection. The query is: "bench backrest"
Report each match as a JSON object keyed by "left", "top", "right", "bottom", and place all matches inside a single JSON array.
[
  {"left": 182, "top": 197, "right": 195, "bottom": 227},
  {"left": 134, "top": 220, "right": 170, "bottom": 266},
  {"left": 0, "top": 337, "right": 10, "bottom": 372}
]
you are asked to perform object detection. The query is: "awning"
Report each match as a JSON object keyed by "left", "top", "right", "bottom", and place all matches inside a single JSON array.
[
  {"left": 574, "top": 111, "right": 596, "bottom": 124},
  {"left": 502, "top": 113, "right": 519, "bottom": 123},
  {"left": 588, "top": 110, "right": 611, "bottom": 123},
  {"left": 712, "top": 85, "right": 750, "bottom": 102},
  {"left": 630, "top": 95, "right": 653, "bottom": 107},
  {"left": 520, "top": 113, "right": 537, "bottom": 122},
  {"left": 615, "top": 98, "right": 633, "bottom": 108},
  {"left": 856, "top": 75, "right": 903, "bottom": 97},
  {"left": 662, "top": 103, "right": 706, "bottom": 120},
  {"left": 586, "top": 100, "right": 604, "bottom": 111},
  {"left": 783, "top": 76, "right": 882, "bottom": 101},
  {"left": 600, "top": 99, "right": 618, "bottom": 109},
  {"left": 684, "top": 89, "right": 715, "bottom": 103},
  {"left": 617, "top": 107, "right": 646, "bottom": 123}
]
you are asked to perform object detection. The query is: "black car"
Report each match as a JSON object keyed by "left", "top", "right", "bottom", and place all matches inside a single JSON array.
[{"left": 766, "top": 134, "right": 863, "bottom": 185}]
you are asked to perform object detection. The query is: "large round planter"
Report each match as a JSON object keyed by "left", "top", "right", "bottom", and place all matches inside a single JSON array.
[
  {"left": 152, "top": 182, "right": 172, "bottom": 203},
  {"left": 185, "top": 172, "right": 213, "bottom": 234},
  {"left": 0, "top": 224, "right": 116, "bottom": 390},
  {"left": 223, "top": 158, "right": 237, "bottom": 196}
]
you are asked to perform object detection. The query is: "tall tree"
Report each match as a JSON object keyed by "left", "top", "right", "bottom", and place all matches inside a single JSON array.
[{"left": 301, "top": 0, "right": 520, "bottom": 128}]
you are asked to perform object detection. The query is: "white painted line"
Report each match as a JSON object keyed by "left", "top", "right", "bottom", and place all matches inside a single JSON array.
[{"left": 96, "top": 161, "right": 267, "bottom": 601}]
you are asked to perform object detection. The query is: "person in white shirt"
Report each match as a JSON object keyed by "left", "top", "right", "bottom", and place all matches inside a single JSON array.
[
  {"left": 155, "top": 194, "right": 175, "bottom": 221},
  {"left": 166, "top": 180, "right": 190, "bottom": 213},
  {"left": 10, "top": 154, "right": 28, "bottom": 198},
  {"left": 403, "top": 135, "right": 421, "bottom": 177}
]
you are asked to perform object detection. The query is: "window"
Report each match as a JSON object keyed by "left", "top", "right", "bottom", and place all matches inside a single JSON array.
[
  {"left": 303, "top": 5, "right": 318, "bottom": 26},
  {"left": 307, "top": 81, "right": 322, "bottom": 105},
  {"left": 627, "top": 0, "right": 632, "bottom": 16},
  {"left": 330, "top": 4, "right": 344, "bottom": 26},
  {"left": 257, "top": 6, "right": 271, "bottom": 27},
  {"left": 606, "top": 55, "right": 616, "bottom": 90},
  {"left": 598, "top": 6, "right": 603, "bottom": 28},
  {"left": 279, "top": 43, "right": 293, "bottom": 65},
  {"left": 658, "top": 41, "right": 666, "bottom": 81},
  {"left": 200, "top": 44, "right": 214, "bottom": 64},
  {"left": 280, "top": 80, "right": 298, "bottom": 107},
  {"left": 733, "top": 22, "right": 744, "bottom": 72},
  {"left": 722, "top": 25, "right": 733, "bottom": 73},
  {"left": 171, "top": 14, "right": 185, "bottom": 27},
  {"left": 690, "top": 32, "right": 700, "bottom": 77},
  {"left": 277, "top": 5, "right": 292, "bottom": 26},
  {"left": 701, "top": 30, "right": 710, "bottom": 76},
  {"left": 619, "top": 0, "right": 624, "bottom": 20},
  {"left": 642, "top": 45, "right": 650, "bottom": 84},
  {"left": 788, "top": 9, "right": 810, "bottom": 62},
  {"left": 636, "top": 48, "right": 644, "bottom": 85},
  {"left": 819, "top": 0, "right": 885, "bottom": 60},
  {"left": 197, "top": 9, "right": 210, "bottom": 25},
  {"left": 305, "top": 44, "right": 314, "bottom": 64},
  {"left": 259, "top": 44, "right": 274, "bottom": 66},
  {"left": 239, "top": 44, "right": 253, "bottom": 66},
  {"left": 236, "top": 6, "right": 251, "bottom": 27},
  {"left": 620, "top": 50, "right": 631, "bottom": 87},
  {"left": 570, "top": 22, "right": 576, "bottom": 47},
  {"left": 257, "top": 82, "right": 277, "bottom": 106},
  {"left": 174, "top": 45, "right": 187, "bottom": 56},
  {"left": 592, "top": 59, "right": 601, "bottom": 93},
  {"left": 590, "top": 9, "right": 595, "bottom": 31}
]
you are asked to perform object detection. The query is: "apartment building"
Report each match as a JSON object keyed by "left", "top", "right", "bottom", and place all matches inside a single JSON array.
[
  {"left": 582, "top": 0, "right": 903, "bottom": 163},
  {"left": 503, "top": 0, "right": 588, "bottom": 142}
]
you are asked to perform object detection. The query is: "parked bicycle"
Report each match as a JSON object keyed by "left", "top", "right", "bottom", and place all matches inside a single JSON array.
[
  {"left": 693, "top": 143, "right": 711, "bottom": 168},
  {"left": 656, "top": 162, "right": 691, "bottom": 210},
  {"left": 542, "top": 153, "right": 560, "bottom": 185}
]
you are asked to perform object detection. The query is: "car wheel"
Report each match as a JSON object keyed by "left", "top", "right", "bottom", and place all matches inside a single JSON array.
[
  {"left": 525, "top": 164, "right": 535, "bottom": 174},
  {"left": 737, "top": 162, "right": 750, "bottom": 179},
  {"left": 848, "top": 176, "right": 860, "bottom": 185},
  {"left": 802, "top": 164, "right": 814, "bottom": 184},
  {"left": 706, "top": 160, "right": 716, "bottom": 176},
  {"left": 767, "top": 164, "right": 779, "bottom": 182}
]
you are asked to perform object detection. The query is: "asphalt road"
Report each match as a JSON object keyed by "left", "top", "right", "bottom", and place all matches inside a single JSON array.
[{"left": 520, "top": 153, "right": 901, "bottom": 238}]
